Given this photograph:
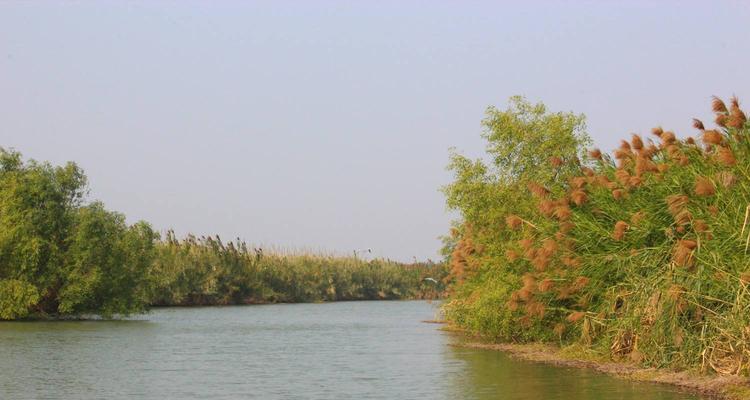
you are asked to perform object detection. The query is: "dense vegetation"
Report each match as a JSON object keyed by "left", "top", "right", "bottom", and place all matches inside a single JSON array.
[
  {"left": 0, "top": 149, "right": 156, "bottom": 319},
  {"left": 442, "top": 96, "right": 750, "bottom": 375},
  {"left": 0, "top": 148, "right": 445, "bottom": 319},
  {"left": 150, "top": 232, "right": 445, "bottom": 306}
]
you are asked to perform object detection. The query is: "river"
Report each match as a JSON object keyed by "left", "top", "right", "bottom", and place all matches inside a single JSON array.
[{"left": 0, "top": 301, "right": 698, "bottom": 399}]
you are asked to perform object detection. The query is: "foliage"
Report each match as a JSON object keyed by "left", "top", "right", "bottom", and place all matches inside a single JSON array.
[
  {"left": 0, "top": 148, "right": 446, "bottom": 319},
  {"left": 0, "top": 148, "right": 156, "bottom": 319},
  {"left": 442, "top": 96, "right": 750, "bottom": 375}
]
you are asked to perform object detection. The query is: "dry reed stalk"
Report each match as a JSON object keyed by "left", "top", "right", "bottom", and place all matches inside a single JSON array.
[{"left": 567, "top": 311, "right": 586, "bottom": 323}]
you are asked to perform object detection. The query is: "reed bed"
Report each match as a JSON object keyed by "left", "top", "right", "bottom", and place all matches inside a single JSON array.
[
  {"left": 443, "top": 97, "right": 750, "bottom": 375},
  {"left": 149, "top": 232, "right": 446, "bottom": 306}
]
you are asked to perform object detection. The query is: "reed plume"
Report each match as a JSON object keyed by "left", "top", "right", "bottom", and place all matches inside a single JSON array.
[
  {"left": 612, "top": 221, "right": 628, "bottom": 241},
  {"left": 506, "top": 215, "right": 523, "bottom": 230},
  {"left": 715, "top": 146, "right": 736, "bottom": 166},
  {"left": 571, "top": 189, "right": 588, "bottom": 206},
  {"left": 712, "top": 96, "right": 728, "bottom": 113},
  {"left": 694, "top": 176, "right": 716, "bottom": 197},
  {"left": 631, "top": 134, "right": 644, "bottom": 150},
  {"left": 702, "top": 129, "right": 723, "bottom": 145}
]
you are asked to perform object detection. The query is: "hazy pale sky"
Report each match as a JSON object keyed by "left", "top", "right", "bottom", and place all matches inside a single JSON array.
[{"left": 2, "top": 1, "right": 749, "bottom": 261}]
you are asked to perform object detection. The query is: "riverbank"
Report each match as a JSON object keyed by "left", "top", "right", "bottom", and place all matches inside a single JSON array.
[{"left": 443, "top": 327, "right": 750, "bottom": 400}]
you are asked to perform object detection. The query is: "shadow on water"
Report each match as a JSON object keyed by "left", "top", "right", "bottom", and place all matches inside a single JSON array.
[{"left": 445, "top": 344, "right": 699, "bottom": 400}]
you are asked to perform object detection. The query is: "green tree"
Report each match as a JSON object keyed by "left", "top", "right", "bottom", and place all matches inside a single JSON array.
[{"left": 0, "top": 148, "right": 155, "bottom": 319}]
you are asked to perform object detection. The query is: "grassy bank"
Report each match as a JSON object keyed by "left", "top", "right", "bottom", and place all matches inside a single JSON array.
[
  {"left": 0, "top": 148, "right": 446, "bottom": 320},
  {"left": 441, "top": 96, "right": 750, "bottom": 377}
]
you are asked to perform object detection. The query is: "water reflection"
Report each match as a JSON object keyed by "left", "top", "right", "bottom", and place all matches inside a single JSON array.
[{"left": 445, "top": 341, "right": 697, "bottom": 400}]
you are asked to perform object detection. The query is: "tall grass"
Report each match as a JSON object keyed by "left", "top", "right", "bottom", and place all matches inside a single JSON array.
[
  {"left": 149, "top": 231, "right": 446, "bottom": 306},
  {"left": 444, "top": 97, "right": 750, "bottom": 375}
]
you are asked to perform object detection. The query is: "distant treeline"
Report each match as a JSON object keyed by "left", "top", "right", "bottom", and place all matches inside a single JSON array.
[
  {"left": 151, "top": 232, "right": 445, "bottom": 306},
  {"left": 442, "top": 96, "right": 750, "bottom": 375},
  {"left": 0, "top": 148, "right": 445, "bottom": 320}
]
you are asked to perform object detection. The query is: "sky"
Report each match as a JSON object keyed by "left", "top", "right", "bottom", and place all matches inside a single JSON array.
[{"left": 1, "top": 1, "right": 749, "bottom": 261}]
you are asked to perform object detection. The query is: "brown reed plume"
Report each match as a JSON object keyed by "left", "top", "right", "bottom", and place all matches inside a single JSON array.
[
  {"left": 673, "top": 239, "right": 697, "bottom": 268},
  {"left": 571, "top": 189, "right": 588, "bottom": 206},
  {"left": 549, "top": 156, "right": 564, "bottom": 167},
  {"left": 505, "top": 249, "right": 519, "bottom": 262},
  {"left": 694, "top": 176, "right": 716, "bottom": 197},
  {"left": 588, "top": 148, "right": 602, "bottom": 160},
  {"left": 716, "top": 113, "right": 728, "bottom": 127},
  {"left": 630, "top": 211, "right": 646, "bottom": 225},
  {"left": 525, "top": 301, "right": 546, "bottom": 318},
  {"left": 562, "top": 256, "right": 581, "bottom": 268},
  {"left": 712, "top": 96, "right": 728, "bottom": 113},
  {"left": 660, "top": 131, "right": 676, "bottom": 145},
  {"left": 573, "top": 276, "right": 590, "bottom": 289},
  {"left": 506, "top": 215, "right": 523, "bottom": 230},
  {"left": 666, "top": 194, "right": 689, "bottom": 216},
  {"left": 727, "top": 96, "right": 747, "bottom": 129},
  {"left": 702, "top": 129, "right": 724, "bottom": 145},
  {"left": 651, "top": 126, "right": 664, "bottom": 138},
  {"left": 615, "top": 169, "right": 630, "bottom": 186},
  {"left": 715, "top": 146, "right": 736, "bottom": 166},
  {"left": 519, "top": 237, "right": 534, "bottom": 250},
  {"left": 532, "top": 253, "right": 550, "bottom": 271},
  {"left": 553, "top": 205, "right": 572, "bottom": 221},
  {"left": 612, "top": 189, "right": 624, "bottom": 200},
  {"left": 631, "top": 134, "right": 644, "bottom": 150},
  {"left": 692, "top": 118, "right": 705, "bottom": 130},
  {"left": 715, "top": 171, "right": 736, "bottom": 188},
  {"left": 612, "top": 221, "right": 628, "bottom": 241},
  {"left": 528, "top": 182, "right": 550, "bottom": 198},
  {"left": 538, "top": 199, "right": 555, "bottom": 216}
]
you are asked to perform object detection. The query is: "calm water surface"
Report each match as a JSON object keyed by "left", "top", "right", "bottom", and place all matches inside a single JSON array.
[{"left": 0, "top": 301, "right": 699, "bottom": 400}]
